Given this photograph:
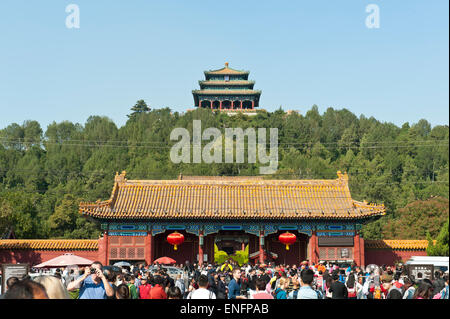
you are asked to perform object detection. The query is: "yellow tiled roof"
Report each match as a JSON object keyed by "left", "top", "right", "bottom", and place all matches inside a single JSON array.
[
  {"left": 79, "top": 171, "right": 386, "bottom": 220},
  {"left": 365, "top": 240, "right": 433, "bottom": 250},
  {"left": 199, "top": 80, "right": 254, "bottom": 86},
  {"left": 0, "top": 239, "right": 98, "bottom": 250},
  {"left": 205, "top": 63, "right": 249, "bottom": 75}
]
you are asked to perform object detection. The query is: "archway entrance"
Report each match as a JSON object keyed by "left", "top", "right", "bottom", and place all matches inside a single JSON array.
[
  {"left": 222, "top": 100, "right": 232, "bottom": 109},
  {"left": 215, "top": 233, "right": 248, "bottom": 255},
  {"left": 266, "top": 231, "right": 308, "bottom": 265},
  {"left": 200, "top": 100, "right": 211, "bottom": 108},
  {"left": 153, "top": 230, "right": 197, "bottom": 265},
  {"left": 200, "top": 100, "right": 211, "bottom": 109},
  {"left": 242, "top": 100, "right": 253, "bottom": 109},
  {"left": 212, "top": 101, "right": 220, "bottom": 109},
  {"left": 209, "top": 230, "right": 258, "bottom": 265}
]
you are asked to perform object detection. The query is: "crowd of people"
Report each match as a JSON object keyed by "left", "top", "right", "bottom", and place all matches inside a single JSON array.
[{"left": 1, "top": 259, "right": 448, "bottom": 300}]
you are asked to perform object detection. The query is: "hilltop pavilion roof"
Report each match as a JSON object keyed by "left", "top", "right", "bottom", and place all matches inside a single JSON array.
[
  {"left": 199, "top": 80, "right": 255, "bottom": 86},
  {"left": 204, "top": 63, "right": 249, "bottom": 75},
  {"left": 79, "top": 171, "right": 386, "bottom": 221}
]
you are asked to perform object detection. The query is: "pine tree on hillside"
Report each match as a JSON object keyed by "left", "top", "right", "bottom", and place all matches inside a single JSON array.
[{"left": 127, "top": 99, "right": 151, "bottom": 120}]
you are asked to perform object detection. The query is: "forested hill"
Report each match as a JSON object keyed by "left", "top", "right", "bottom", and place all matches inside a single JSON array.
[{"left": 0, "top": 105, "right": 448, "bottom": 240}]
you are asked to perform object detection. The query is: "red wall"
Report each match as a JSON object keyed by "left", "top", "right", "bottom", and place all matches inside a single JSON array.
[
  {"left": 0, "top": 249, "right": 99, "bottom": 267},
  {"left": 364, "top": 249, "right": 427, "bottom": 266}
]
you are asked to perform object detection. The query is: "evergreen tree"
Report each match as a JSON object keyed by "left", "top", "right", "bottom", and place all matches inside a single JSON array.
[{"left": 127, "top": 99, "right": 151, "bottom": 120}]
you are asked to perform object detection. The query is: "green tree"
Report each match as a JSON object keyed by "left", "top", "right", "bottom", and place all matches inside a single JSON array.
[
  {"left": 127, "top": 99, "right": 151, "bottom": 120},
  {"left": 427, "top": 220, "right": 449, "bottom": 256}
]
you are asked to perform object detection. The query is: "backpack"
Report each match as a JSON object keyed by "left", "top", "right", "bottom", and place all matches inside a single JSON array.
[
  {"left": 440, "top": 286, "right": 449, "bottom": 300},
  {"left": 315, "top": 289, "right": 323, "bottom": 299},
  {"left": 272, "top": 288, "right": 281, "bottom": 299},
  {"left": 374, "top": 287, "right": 382, "bottom": 299}
]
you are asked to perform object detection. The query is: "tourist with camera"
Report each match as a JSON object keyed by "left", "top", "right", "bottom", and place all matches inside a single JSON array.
[{"left": 67, "top": 261, "right": 114, "bottom": 299}]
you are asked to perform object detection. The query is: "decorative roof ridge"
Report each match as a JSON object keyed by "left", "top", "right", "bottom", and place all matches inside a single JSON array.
[
  {"left": 199, "top": 80, "right": 255, "bottom": 84},
  {"left": 79, "top": 171, "right": 126, "bottom": 210},
  {"left": 204, "top": 62, "right": 250, "bottom": 75},
  {"left": 114, "top": 170, "right": 127, "bottom": 184},
  {"left": 120, "top": 173, "right": 348, "bottom": 187},
  {"left": 353, "top": 200, "right": 385, "bottom": 209}
]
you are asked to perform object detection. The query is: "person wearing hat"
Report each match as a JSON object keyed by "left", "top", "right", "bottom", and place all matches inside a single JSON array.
[
  {"left": 381, "top": 273, "right": 402, "bottom": 299},
  {"left": 207, "top": 264, "right": 215, "bottom": 276}
]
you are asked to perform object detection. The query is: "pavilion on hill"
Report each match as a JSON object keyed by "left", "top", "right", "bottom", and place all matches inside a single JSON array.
[{"left": 192, "top": 63, "right": 262, "bottom": 111}]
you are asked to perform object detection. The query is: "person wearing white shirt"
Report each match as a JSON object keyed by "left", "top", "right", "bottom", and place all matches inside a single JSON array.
[{"left": 187, "top": 274, "right": 216, "bottom": 299}]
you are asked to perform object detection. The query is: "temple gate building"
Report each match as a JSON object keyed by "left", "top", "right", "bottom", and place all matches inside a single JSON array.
[
  {"left": 192, "top": 63, "right": 261, "bottom": 111},
  {"left": 77, "top": 171, "right": 386, "bottom": 267}
]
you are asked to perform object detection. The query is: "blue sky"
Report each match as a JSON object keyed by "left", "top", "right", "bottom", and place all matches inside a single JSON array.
[{"left": 0, "top": 1, "right": 448, "bottom": 131}]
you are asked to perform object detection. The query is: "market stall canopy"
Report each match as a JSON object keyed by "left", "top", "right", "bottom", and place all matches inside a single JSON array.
[
  {"left": 34, "top": 253, "right": 93, "bottom": 268},
  {"left": 153, "top": 257, "right": 176, "bottom": 265}
]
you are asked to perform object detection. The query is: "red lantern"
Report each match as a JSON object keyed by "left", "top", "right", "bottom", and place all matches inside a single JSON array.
[
  {"left": 167, "top": 231, "right": 184, "bottom": 250},
  {"left": 279, "top": 232, "right": 296, "bottom": 250}
]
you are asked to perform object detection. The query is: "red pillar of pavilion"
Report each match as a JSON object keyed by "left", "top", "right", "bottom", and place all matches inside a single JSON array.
[
  {"left": 251, "top": 100, "right": 255, "bottom": 110},
  {"left": 259, "top": 231, "right": 265, "bottom": 264},
  {"left": 354, "top": 231, "right": 365, "bottom": 267},
  {"left": 240, "top": 100, "right": 243, "bottom": 110},
  {"left": 219, "top": 101, "right": 222, "bottom": 110},
  {"left": 309, "top": 231, "right": 318, "bottom": 264},
  {"left": 145, "top": 231, "right": 153, "bottom": 266},
  {"left": 198, "top": 231, "right": 204, "bottom": 266},
  {"left": 354, "top": 232, "right": 360, "bottom": 266},
  {"left": 97, "top": 231, "right": 109, "bottom": 266},
  {"left": 360, "top": 236, "right": 365, "bottom": 268}
]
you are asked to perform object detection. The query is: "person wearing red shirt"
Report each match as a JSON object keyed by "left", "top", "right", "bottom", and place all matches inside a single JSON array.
[
  {"left": 139, "top": 277, "right": 152, "bottom": 299},
  {"left": 392, "top": 273, "right": 404, "bottom": 290},
  {"left": 150, "top": 276, "right": 167, "bottom": 299}
]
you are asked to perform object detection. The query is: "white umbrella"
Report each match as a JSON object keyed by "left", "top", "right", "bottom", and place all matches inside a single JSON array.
[
  {"left": 113, "top": 261, "right": 131, "bottom": 267},
  {"left": 34, "top": 253, "right": 94, "bottom": 268}
]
